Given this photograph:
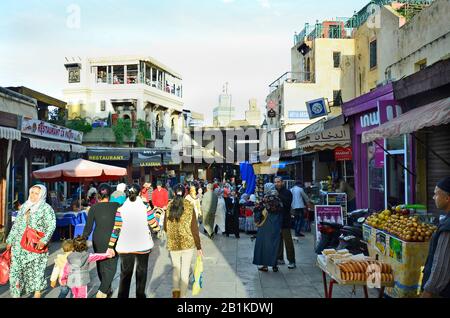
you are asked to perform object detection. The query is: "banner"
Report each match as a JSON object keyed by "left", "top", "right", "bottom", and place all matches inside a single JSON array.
[
  {"left": 314, "top": 205, "right": 343, "bottom": 243},
  {"left": 21, "top": 118, "right": 83, "bottom": 144}
]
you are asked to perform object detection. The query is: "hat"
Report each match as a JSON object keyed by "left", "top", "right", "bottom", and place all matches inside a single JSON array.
[
  {"left": 116, "top": 183, "right": 127, "bottom": 192},
  {"left": 437, "top": 177, "right": 450, "bottom": 193}
]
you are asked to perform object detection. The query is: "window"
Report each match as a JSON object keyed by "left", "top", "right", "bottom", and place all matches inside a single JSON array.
[
  {"left": 100, "top": 100, "right": 106, "bottom": 111},
  {"left": 97, "top": 66, "right": 107, "bottom": 83},
  {"left": 370, "top": 40, "right": 377, "bottom": 69},
  {"left": 145, "top": 64, "right": 151, "bottom": 85},
  {"left": 333, "top": 90, "right": 342, "bottom": 106},
  {"left": 126, "top": 64, "right": 138, "bottom": 84},
  {"left": 333, "top": 52, "right": 341, "bottom": 68},
  {"left": 113, "top": 65, "right": 124, "bottom": 84}
]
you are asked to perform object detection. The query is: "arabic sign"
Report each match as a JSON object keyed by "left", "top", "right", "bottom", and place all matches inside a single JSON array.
[
  {"left": 334, "top": 147, "right": 352, "bottom": 161},
  {"left": 21, "top": 118, "right": 83, "bottom": 144},
  {"left": 311, "top": 126, "right": 350, "bottom": 143},
  {"left": 306, "top": 98, "right": 328, "bottom": 119},
  {"left": 132, "top": 151, "right": 162, "bottom": 167}
]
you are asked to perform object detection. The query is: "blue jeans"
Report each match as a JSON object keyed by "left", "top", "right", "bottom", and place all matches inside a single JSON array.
[
  {"left": 293, "top": 208, "right": 305, "bottom": 235},
  {"left": 58, "top": 286, "right": 71, "bottom": 298}
]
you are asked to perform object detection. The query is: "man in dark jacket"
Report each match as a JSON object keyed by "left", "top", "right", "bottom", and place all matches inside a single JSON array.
[
  {"left": 274, "top": 177, "right": 296, "bottom": 269},
  {"left": 421, "top": 176, "right": 450, "bottom": 298}
]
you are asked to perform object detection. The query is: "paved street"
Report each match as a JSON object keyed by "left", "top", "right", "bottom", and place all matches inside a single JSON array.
[{"left": 0, "top": 229, "right": 377, "bottom": 298}]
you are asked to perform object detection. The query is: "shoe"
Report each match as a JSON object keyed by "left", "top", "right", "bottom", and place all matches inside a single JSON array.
[
  {"left": 277, "top": 259, "right": 286, "bottom": 265},
  {"left": 272, "top": 266, "right": 279, "bottom": 272},
  {"left": 172, "top": 290, "right": 181, "bottom": 298},
  {"left": 288, "top": 263, "right": 296, "bottom": 269},
  {"left": 258, "top": 266, "right": 268, "bottom": 272},
  {"left": 96, "top": 291, "right": 107, "bottom": 298},
  {"left": 298, "top": 233, "right": 305, "bottom": 237}
]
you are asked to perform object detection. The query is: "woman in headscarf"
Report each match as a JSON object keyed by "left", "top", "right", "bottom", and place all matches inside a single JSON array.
[
  {"left": 164, "top": 184, "right": 202, "bottom": 298},
  {"left": 252, "top": 183, "right": 283, "bottom": 272},
  {"left": 82, "top": 183, "right": 120, "bottom": 298},
  {"left": 185, "top": 185, "right": 202, "bottom": 223},
  {"left": 201, "top": 183, "right": 218, "bottom": 239},
  {"left": 6, "top": 184, "right": 56, "bottom": 298},
  {"left": 214, "top": 188, "right": 227, "bottom": 235}
]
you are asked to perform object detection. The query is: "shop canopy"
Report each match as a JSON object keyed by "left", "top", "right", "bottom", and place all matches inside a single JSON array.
[
  {"left": 297, "top": 125, "right": 351, "bottom": 152},
  {"left": 28, "top": 137, "right": 72, "bottom": 152},
  {"left": 361, "top": 97, "right": 450, "bottom": 143},
  {"left": 0, "top": 126, "right": 21, "bottom": 141},
  {"left": 32, "top": 158, "right": 127, "bottom": 182}
]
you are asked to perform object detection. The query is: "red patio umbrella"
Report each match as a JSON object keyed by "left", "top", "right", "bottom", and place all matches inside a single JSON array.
[{"left": 33, "top": 159, "right": 128, "bottom": 208}]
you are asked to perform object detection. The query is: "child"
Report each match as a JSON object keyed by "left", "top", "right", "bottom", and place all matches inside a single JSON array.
[
  {"left": 50, "top": 239, "right": 74, "bottom": 298},
  {"left": 61, "top": 236, "right": 112, "bottom": 298}
]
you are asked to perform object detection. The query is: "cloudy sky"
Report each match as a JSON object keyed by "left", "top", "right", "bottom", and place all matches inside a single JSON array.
[{"left": 0, "top": 0, "right": 367, "bottom": 124}]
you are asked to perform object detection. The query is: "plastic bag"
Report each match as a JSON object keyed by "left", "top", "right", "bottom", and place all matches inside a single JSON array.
[
  {"left": 0, "top": 248, "right": 12, "bottom": 285},
  {"left": 192, "top": 256, "right": 204, "bottom": 296}
]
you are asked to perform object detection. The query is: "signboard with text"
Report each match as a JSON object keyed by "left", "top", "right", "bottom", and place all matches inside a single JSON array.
[
  {"left": 21, "top": 118, "right": 83, "bottom": 144},
  {"left": 314, "top": 205, "right": 343, "bottom": 243},
  {"left": 334, "top": 147, "right": 352, "bottom": 161}
]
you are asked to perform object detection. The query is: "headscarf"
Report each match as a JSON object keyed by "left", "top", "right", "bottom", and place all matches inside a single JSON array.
[
  {"left": 22, "top": 184, "right": 47, "bottom": 214},
  {"left": 215, "top": 188, "right": 224, "bottom": 198},
  {"left": 116, "top": 183, "right": 127, "bottom": 193},
  {"left": 262, "top": 189, "right": 282, "bottom": 213},
  {"left": 249, "top": 194, "right": 257, "bottom": 203},
  {"left": 239, "top": 193, "right": 249, "bottom": 205}
]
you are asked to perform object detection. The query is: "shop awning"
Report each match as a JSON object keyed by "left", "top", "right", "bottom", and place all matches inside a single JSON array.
[
  {"left": 298, "top": 125, "right": 351, "bottom": 152},
  {"left": 71, "top": 144, "right": 87, "bottom": 153},
  {"left": 28, "top": 137, "right": 72, "bottom": 152},
  {"left": 362, "top": 97, "right": 450, "bottom": 143},
  {"left": 252, "top": 162, "right": 280, "bottom": 175},
  {"left": 0, "top": 126, "right": 21, "bottom": 141},
  {"left": 132, "top": 150, "right": 162, "bottom": 167}
]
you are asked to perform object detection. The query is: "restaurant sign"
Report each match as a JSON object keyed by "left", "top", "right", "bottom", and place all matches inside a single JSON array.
[
  {"left": 133, "top": 151, "right": 162, "bottom": 167},
  {"left": 21, "top": 118, "right": 83, "bottom": 144}
]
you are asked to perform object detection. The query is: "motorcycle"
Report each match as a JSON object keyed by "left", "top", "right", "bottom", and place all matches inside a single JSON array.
[{"left": 315, "top": 209, "right": 370, "bottom": 254}]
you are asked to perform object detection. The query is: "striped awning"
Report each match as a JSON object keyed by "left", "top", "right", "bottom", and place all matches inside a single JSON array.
[
  {"left": 362, "top": 97, "right": 450, "bottom": 143},
  {"left": 0, "top": 126, "right": 21, "bottom": 141},
  {"left": 28, "top": 138, "right": 72, "bottom": 152},
  {"left": 71, "top": 144, "right": 87, "bottom": 153}
]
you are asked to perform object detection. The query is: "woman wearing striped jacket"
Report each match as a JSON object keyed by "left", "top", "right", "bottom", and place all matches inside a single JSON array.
[{"left": 107, "top": 184, "right": 160, "bottom": 298}]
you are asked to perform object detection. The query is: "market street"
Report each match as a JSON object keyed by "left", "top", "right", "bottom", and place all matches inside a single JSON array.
[{"left": 0, "top": 231, "right": 378, "bottom": 298}]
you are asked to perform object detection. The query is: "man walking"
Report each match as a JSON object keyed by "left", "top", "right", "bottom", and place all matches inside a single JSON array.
[
  {"left": 291, "top": 181, "right": 310, "bottom": 237},
  {"left": 274, "top": 177, "right": 296, "bottom": 269},
  {"left": 421, "top": 176, "right": 450, "bottom": 298}
]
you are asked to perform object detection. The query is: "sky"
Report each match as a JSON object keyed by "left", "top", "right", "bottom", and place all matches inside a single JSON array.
[{"left": 0, "top": 0, "right": 368, "bottom": 124}]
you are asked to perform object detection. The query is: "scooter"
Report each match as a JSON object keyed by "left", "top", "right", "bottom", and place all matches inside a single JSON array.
[
  {"left": 337, "top": 209, "right": 370, "bottom": 255},
  {"left": 315, "top": 209, "right": 369, "bottom": 254}
]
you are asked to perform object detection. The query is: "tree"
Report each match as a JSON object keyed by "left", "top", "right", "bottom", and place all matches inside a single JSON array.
[
  {"left": 136, "top": 119, "right": 152, "bottom": 147},
  {"left": 112, "top": 118, "right": 133, "bottom": 145},
  {"left": 66, "top": 117, "right": 93, "bottom": 133}
]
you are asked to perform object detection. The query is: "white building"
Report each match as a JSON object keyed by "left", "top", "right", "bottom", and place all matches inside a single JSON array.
[
  {"left": 213, "top": 84, "right": 235, "bottom": 127},
  {"left": 62, "top": 55, "right": 184, "bottom": 149},
  {"left": 265, "top": 19, "right": 355, "bottom": 154}
]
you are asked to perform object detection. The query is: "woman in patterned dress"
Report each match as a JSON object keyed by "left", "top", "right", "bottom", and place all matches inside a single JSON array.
[{"left": 6, "top": 184, "right": 56, "bottom": 298}]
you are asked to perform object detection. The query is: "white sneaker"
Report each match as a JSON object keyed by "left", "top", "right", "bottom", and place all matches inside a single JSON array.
[{"left": 288, "top": 263, "right": 296, "bottom": 269}]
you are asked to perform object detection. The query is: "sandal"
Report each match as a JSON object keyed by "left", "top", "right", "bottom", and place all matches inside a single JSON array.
[{"left": 258, "top": 266, "right": 268, "bottom": 272}]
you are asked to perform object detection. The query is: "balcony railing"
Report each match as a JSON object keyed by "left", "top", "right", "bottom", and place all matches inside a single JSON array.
[
  {"left": 294, "top": 19, "right": 354, "bottom": 46},
  {"left": 269, "top": 72, "right": 315, "bottom": 92}
]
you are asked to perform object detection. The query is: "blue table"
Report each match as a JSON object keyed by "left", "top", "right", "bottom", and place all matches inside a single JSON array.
[{"left": 54, "top": 211, "right": 88, "bottom": 240}]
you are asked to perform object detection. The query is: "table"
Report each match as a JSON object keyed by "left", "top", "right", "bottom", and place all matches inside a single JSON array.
[
  {"left": 55, "top": 211, "right": 88, "bottom": 239},
  {"left": 317, "top": 255, "right": 391, "bottom": 298}
]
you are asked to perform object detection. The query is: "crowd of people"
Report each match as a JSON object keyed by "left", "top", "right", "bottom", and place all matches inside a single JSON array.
[{"left": 4, "top": 176, "right": 315, "bottom": 298}]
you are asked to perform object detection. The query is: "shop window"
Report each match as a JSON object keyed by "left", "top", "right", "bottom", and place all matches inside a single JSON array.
[
  {"left": 113, "top": 65, "right": 124, "bottom": 84},
  {"left": 369, "top": 40, "right": 377, "bottom": 69},
  {"left": 126, "top": 64, "right": 138, "bottom": 84},
  {"left": 97, "top": 66, "right": 107, "bottom": 83},
  {"left": 333, "top": 52, "right": 341, "bottom": 68}
]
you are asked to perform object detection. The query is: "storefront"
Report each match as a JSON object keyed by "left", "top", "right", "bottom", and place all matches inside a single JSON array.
[
  {"left": 342, "top": 83, "right": 415, "bottom": 211},
  {"left": 87, "top": 147, "right": 132, "bottom": 184},
  {"left": 296, "top": 121, "right": 352, "bottom": 189},
  {"left": 12, "top": 118, "right": 86, "bottom": 207}
]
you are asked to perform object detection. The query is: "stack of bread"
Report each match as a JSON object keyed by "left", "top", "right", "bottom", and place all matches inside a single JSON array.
[{"left": 338, "top": 260, "right": 394, "bottom": 282}]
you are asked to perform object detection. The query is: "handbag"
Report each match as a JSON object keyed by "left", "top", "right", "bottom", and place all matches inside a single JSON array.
[
  {"left": 20, "top": 210, "right": 48, "bottom": 254},
  {"left": 0, "top": 248, "right": 11, "bottom": 285},
  {"left": 192, "top": 256, "right": 204, "bottom": 296}
]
